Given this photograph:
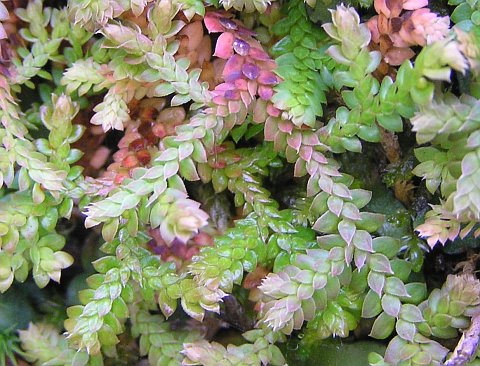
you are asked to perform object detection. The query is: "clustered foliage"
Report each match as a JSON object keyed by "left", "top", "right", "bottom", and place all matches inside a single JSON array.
[{"left": 0, "top": 0, "right": 479, "bottom": 365}]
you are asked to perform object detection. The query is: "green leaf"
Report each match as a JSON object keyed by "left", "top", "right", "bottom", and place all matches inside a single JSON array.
[
  {"left": 72, "top": 351, "right": 89, "bottom": 366},
  {"left": 358, "top": 125, "right": 381, "bottom": 142},
  {"left": 451, "top": 3, "right": 473, "bottom": 23},
  {"left": 231, "top": 123, "right": 248, "bottom": 143},
  {"left": 372, "top": 237, "right": 401, "bottom": 258},
  {"left": 181, "top": 298, "right": 204, "bottom": 321},
  {"left": 340, "top": 137, "right": 362, "bottom": 152},
  {"left": 153, "top": 82, "right": 175, "bottom": 96},
  {"left": 410, "top": 83, "right": 434, "bottom": 106},
  {"left": 377, "top": 114, "right": 403, "bottom": 132},
  {"left": 111, "top": 297, "right": 129, "bottom": 318},
  {"left": 362, "top": 289, "right": 382, "bottom": 318},
  {"left": 245, "top": 124, "right": 264, "bottom": 140},
  {"left": 313, "top": 211, "right": 340, "bottom": 233},
  {"left": 399, "top": 304, "right": 424, "bottom": 323},
  {"left": 92, "top": 256, "right": 119, "bottom": 273},
  {"left": 37, "top": 233, "right": 65, "bottom": 250},
  {"left": 401, "top": 283, "right": 427, "bottom": 305},
  {"left": 102, "top": 218, "right": 119, "bottom": 242},
  {"left": 369, "top": 254, "right": 393, "bottom": 274},
  {"left": 390, "top": 259, "right": 412, "bottom": 283},
  {"left": 385, "top": 277, "right": 409, "bottom": 298},
  {"left": 370, "top": 312, "right": 395, "bottom": 339},
  {"left": 39, "top": 208, "right": 58, "bottom": 232}
]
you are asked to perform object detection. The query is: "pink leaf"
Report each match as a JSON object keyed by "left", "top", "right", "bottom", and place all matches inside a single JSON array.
[
  {"left": 258, "top": 71, "right": 280, "bottom": 85},
  {"left": 384, "top": 47, "right": 415, "bottom": 65},
  {"left": 240, "top": 90, "right": 253, "bottom": 107},
  {"left": 258, "top": 85, "right": 273, "bottom": 100},
  {"left": 249, "top": 47, "right": 270, "bottom": 61},
  {"left": 204, "top": 13, "right": 224, "bottom": 33},
  {"left": 253, "top": 99, "right": 267, "bottom": 123},
  {"left": 374, "top": 0, "right": 391, "bottom": 17},
  {"left": 222, "top": 55, "right": 244, "bottom": 82},
  {"left": 278, "top": 120, "right": 293, "bottom": 133},
  {"left": 214, "top": 32, "right": 235, "bottom": 59},
  {"left": 247, "top": 79, "right": 257, "bottom": 98},
  {"left": 403, "top": 0, "right": 428, "bottom": 10},
  {"left": 228, "top": 100, "right": 241, "bottom": 113},
  {"left": 367, "top": 17, "right": 381, "bottom": 43},
  {"left": 267, "top": 104, "right": 281, "bottom": 117},
  {"left": 287, "top": 132, "right": 302, "bottom": 151},
  {"left": 264, "top": 117, "right": 277, "bottom": 141}
]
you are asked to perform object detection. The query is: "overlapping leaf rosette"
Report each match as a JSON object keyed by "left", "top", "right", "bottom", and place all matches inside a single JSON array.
[
  {"left": 412, "top": 94, "right": 480, "bottom": 247},
  {"left": 203, "top": 12, "right": 281, "bottom": 126},
  {"left": 1, "top": 0, "right": 480, "bottom": 365},
  {"left": 269, "top": 0, "right": 337, "bottom": 127},
  {"left": 62, "top": 4, "right": 295, "bottom": 361},
  {"left": 369, "top": 274, "right": 480, "bottom": 365},
  {"left": 251, "top": 5, "right": 480, "bottom": 366}
]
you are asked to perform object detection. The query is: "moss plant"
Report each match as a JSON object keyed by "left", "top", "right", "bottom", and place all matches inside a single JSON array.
[{"left": 0, "top": 0, "right": 479, "bottom": 365}]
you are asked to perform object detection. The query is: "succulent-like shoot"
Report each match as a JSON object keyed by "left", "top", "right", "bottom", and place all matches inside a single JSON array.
[
  {"left": 412, "top": 94, "right": 480, "bottom": 247},
  {"left": 130, "top": 303, "right": 202, "bottom": 366},
  {"left": 220, "top": 0, "right": 276, "bottom": 13},
  {"left": 418, "top": 274, "right": 480, "bottom": 339},
  {"left": 19, "top": 322, "right": 101, "bottom": 366},
  {"left": 0, "top": 1, "right": 477, "bottom": 365},
  {"left": 270, "top": 0, "right": 334, "bottom": 127},
  {"left": 182, "top": 328, "right": 286, "bottom": 366},
  {"left": 370, "top": 274, "right": 480, "bottom": 365}
]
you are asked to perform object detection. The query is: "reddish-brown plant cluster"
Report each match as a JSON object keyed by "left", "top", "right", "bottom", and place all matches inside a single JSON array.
[
  {"left": 177, "top": 21, "right": 212, "bottom": 69},
  {"left": 0, "top": 0, "right": 27, "bottom": 76},
  {"left": 367, "top": 0, "right": 450, "bottom": 66},
  {"left": 85, "top": 98, "right": 188, "bottom": 195},
  {"left": 106, "top": 99, "right": 187, "bottom": 183},
  {"left": 148, "top": 229, "right": 214, "bottom": 270}
]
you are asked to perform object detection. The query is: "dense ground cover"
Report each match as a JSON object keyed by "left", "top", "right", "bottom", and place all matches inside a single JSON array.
[{"left": 0, "top": 0, "right": 480, "bottom": 365}]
